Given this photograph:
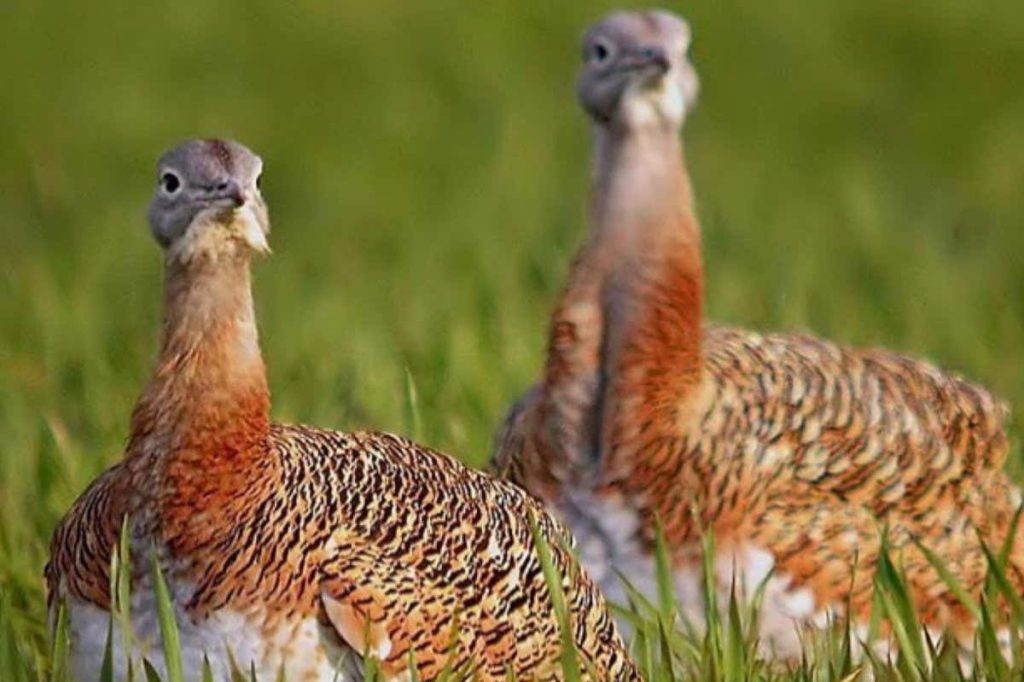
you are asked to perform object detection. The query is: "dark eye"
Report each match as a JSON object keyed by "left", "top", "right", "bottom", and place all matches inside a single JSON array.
[
  {"left": 161, "top": 172, "right": 181, "bottom": 194},
  {"left": 589, "top": 40, "right": 612, "bottom": 65},
  {"left": 255, "top": 173, "right": 262, "bottom": 190}
]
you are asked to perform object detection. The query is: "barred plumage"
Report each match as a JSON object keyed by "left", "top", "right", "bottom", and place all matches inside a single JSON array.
[
  {"left": 493, "top": 10, "right": 1022, "bottom": 655},
  {"left": 46, "top": 139, "right": 638, "bottom": 681}
]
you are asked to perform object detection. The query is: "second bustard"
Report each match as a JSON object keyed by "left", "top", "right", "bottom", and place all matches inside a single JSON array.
[
  {"left": 46, "top": 139, "right": 638, "bottom": 681},
  {"left": 494, "top": 9, "right": 1022, "bottom": 656}
]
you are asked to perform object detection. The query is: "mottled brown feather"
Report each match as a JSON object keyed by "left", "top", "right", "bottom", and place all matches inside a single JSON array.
[
  {"left": 47, "top": 150, "right": 639, "bottom": 679},
  {"left": 493, "top": 9, "right": 1021, "bottom": 645}
]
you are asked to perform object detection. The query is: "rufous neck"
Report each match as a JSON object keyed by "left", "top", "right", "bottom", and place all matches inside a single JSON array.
[
  {"left": 590, "top": 124, "right": 705, "bottom": 424},
  {"left": 128, "top": 252, "right": 270, "bottom": 461},
  {"left": 589, "top": 124, "right": 703, "bottom": 325}
]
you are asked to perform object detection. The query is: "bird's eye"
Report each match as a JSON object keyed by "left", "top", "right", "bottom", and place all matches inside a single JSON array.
[
  {"left": 589, "top": 39, "right": 613, "bottom": 65},
  {"left": 161, "top": 172, "right": 181, "bottom": 194},
  {"left": 255, "top": 173, "right": 263, "bottom": 191}
]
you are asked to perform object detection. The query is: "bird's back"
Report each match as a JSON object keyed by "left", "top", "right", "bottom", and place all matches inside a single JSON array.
[
  {"left": 47, "top": 424, "right": 639, "bottom": 680},
  {"left": 603, "top": 324, "right": 1015, "bottom": 558},
  {"left": 664, "top": 326, "right": 1019, "bottom": 644},
  {"left": 274, "top": 425, "right": 637, "bottom": 679},
  {"left": 494, "top": 323, "right": 1020, "bottom": 650},
  {"left": 707, "top": 327, "right": 1005, "bottom": 462},
  {"left": 692, "top": 325, "right": 1010, "bottom": 510}
]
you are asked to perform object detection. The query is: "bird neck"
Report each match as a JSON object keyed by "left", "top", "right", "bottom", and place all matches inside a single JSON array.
[
  {"left": 528, "top": 124, "right": 704, "bottom": 487},
  {"left": 590, "top": 124, "right": 704, "bottom": 389},
  {"left": 127, "top": 251, "right": 271, "bottom": 477}
]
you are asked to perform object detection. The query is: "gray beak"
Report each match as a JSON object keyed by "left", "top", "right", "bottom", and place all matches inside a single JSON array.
[
  {"left": 214, "top": 180, "right": 246, "bottom": 208},
  {"left": 621, "top": 46, "right": 671, "bottom": 74}
]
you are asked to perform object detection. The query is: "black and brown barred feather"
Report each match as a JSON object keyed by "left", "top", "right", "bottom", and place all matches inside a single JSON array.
[
  {"left": 49, "top": 427, "right": 640, "bottom": 679},
  {"left": 493, "top": 9, "right": 1022, "bottom": 650},
  {"left": 499, "top": 321, "right": 1020, "bottom": 647},
  {"left": 47, "top": 138, "right": 639, "bottom": 681}
]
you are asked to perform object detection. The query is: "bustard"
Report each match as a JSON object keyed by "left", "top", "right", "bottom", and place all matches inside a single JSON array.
[
  {"left": 493, "top": 9, "right": 1021, "bottom": 657},
  {"left": 47, "top": 139, "right": 639, "bottom": 681}
]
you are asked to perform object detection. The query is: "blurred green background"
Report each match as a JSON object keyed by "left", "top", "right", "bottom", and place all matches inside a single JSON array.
[{"left": 0, "top": 0, "right": 1021, "bottom": 671}]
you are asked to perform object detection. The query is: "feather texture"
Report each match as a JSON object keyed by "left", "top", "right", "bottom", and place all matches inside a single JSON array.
[
  {"left": 493, "top": 10, "right": 1022, "bottom": 653},
  {"left": 46, "top": 139, "right": 638, "bottom": 681},
  {"left": 49, "top": 427, "right": 638, "bottom": 679}
]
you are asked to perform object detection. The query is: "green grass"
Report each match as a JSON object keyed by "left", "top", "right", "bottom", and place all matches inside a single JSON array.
[
  {"left": 0, "top": 0, "right": 1022, "bottom": 679},
  {"left": 42, "top": 524, "right": 1024, "bottom": 680}
]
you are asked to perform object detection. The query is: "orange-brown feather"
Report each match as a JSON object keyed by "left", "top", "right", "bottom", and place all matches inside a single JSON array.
[
  {"left": 494, "top": 124, "right": 1019, "bottom": 648},
  {"left": 48, "top": 236, "right": 638, "bottom": 679}
]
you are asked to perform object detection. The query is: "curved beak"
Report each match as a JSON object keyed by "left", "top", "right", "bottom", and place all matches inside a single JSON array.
[
  {"left": 208, "top": 180, "right": 246, "bottom": 209},
  {"left": 222, "top": 180, "right": 246, "bottom": 208},
  {"left": 620, "top": 46, "right": 671, "bottom": 75}
]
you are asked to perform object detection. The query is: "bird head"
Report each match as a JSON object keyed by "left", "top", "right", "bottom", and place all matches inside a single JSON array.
[
  {"left": 148, "top": 139, "right": 270, "bottom": 264},
  {"left": 576, "top": 10, "right": 699, "bottom": 131}
]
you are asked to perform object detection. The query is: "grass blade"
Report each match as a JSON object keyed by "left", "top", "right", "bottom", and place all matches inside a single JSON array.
[
  {"left": 402, "top": 368, "right": 422, "bottom": 442},
  {"left": 977, "top": 593, "right": 1009, "bottom": 680},
  {"left": 527, "top": 512, "right": 581, "bottom": 682},
  {"left": 49, "top": 602, "right": 70, "bottom": 682},
  {"left": 979, "top": 536, "right": 1024, "bottom": 623},
  {"left": 656, "top": 617, "right": 678, "bottom": 681},
  {"left": 652, "top": 516, "right": 677, "bottom": 624},
  {"left": 142, "top": 659, "right": 162, "bottom": 682},
  {"left": 201, "top": 655, "right": 215, "bottom": 682},
  {"left": 150, "top": 553, "right": 183, "bottom": 682},
  {"left": 99, "top": 616, "right": 114, "bottom": 682},
  {"left": 724, "top": 574, "right": 747, "bottom": 682},
  {"left": 912, "top": 536, "right": 981, "bottom": 621},
  {"left": 875, "top": 537, "right": 926, "bottom": 675},
  {"left": 406, "top": 651, "right": 422, "bottom": 682}
]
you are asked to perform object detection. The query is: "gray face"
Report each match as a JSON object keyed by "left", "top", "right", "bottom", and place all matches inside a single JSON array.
[
  {"left": 577, "top": 10, "right": 699, "bottom": 128},
  {"left": 147, "top": 139, "right": 268, "bottom": 250}
]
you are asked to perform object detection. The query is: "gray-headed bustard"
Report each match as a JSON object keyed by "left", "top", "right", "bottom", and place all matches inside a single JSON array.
[
  {"left": 46, "top": 139, "right": 639, "bottom": 681},
  {"left": 493, "top": 9, "right": 1022, "bottom": 657}
]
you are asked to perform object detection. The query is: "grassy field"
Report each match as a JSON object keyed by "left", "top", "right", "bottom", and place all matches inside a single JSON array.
[{"left": 1, "top": 0, "right": 1022, "bottom": 678}]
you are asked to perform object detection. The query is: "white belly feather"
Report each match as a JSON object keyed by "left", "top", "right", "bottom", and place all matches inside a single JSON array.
[
  {"left": 557, "top": 486, "right": 829, "bottom": 659},
  {"left": 60, "top": 587, "right": 358, "bottom": 682}
]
